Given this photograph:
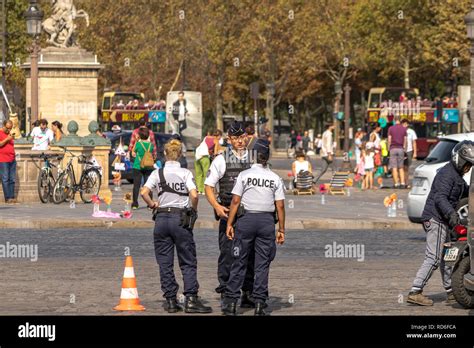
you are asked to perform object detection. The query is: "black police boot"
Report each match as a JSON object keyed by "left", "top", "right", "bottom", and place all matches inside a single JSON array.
[
  {"left": 184, "top": 295, "right": 213, "bottom": 314},
  {"left": 254, "top": 302, "right": 268, "bottom": 316},
  {"left": 222, "top": 301, "right": 237, "bottom": 316},
  {"left": 240, "top": 291, "right": 256, "bottom": 308},
  {"left": 165, "top": 298, "right": 181, "bottom": 313}
]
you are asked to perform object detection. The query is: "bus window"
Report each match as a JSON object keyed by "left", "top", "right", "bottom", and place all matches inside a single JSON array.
[
  {"left": 369, "top": 93, "right": 382, "bottom": 108},
  {"left": 413, "top": 123, "right": 427, "bottom": 138},
  {"left": 103, "top": 97, "right": 111, "bottom": 110}
]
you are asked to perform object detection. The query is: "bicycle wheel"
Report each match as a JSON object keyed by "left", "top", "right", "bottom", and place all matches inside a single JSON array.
[
  {"left": 80, "top": 168, "right": 101, "bottom": 203},
  {"left": 53, "top": 171, "right": 73, "bottom": 204},
  {"left": 37, "top": 169, "right": 50, "bottom": 203}
]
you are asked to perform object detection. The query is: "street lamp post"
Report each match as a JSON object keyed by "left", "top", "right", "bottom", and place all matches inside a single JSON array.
[
  {"left": 343, "top": 83, "right": 351, "bottom": 153},
  {"left": 464, "top": 4, "right": 474, "bottom": 290},
  {"left": 24, "top": 0, "right": 43, "bottom": 128},
  {"left": 334, "top": 81, "right": 342, "bottom": 155},
  {"left": 216, "top": 81, "right": 223, "bottom": 131}
]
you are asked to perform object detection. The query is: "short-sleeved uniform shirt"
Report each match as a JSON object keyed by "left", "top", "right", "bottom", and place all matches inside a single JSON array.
[
  {"left": 144, "top": 161, "right": 196, "bottom": 208},
  {"left": 204, "top": 149, "right": 249, "bottom": 188},
  {"left": 232, "top": 163, "right": 285, "bottom": 212}
]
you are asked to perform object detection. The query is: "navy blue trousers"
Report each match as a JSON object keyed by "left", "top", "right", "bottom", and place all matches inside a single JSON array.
[
  {"left": 225, "top": 213, "right": 276, "bottom": 302},
  {"left": 153, "top": 213, "right": 199, "bottom": 299},
  {"left": 216, "top": 218, "right": 255, "bottom": 294}
]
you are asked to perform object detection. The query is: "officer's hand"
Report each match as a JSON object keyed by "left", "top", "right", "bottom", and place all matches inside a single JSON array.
[
  {"left": 149, "top": 201, "right": 159, "bottom": 209},
  {"left": 216, "top": 205, "right": 229, "bottom": 219},
  {"left": 226, "top": 225, "right": 234, "bottom": 240},
  {"left": 276, "top": 230, "right": 285, "bottom": 245},
  {"left": 449, "top": 212, "right": 460, "bottom": 228}
]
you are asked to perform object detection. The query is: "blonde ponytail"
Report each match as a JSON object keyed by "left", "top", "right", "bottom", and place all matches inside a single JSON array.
[{"left": 165, "top": 139, "right": 182, "bottom": 161}]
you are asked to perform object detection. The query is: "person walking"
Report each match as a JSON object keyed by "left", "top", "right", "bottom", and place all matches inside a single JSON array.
[
  {"left": 204, "top": 121, "right": 256, "bottom": 308},
  {"left": 222, "top": 139, "right": 285, "bottom": 316},
  {"left": 0, "top": 120, "right": 17, "bottom": 204},
  {"left": 387, "top": 118, "right": 407, "bottom": 188},
  {"left": 141, "top": 138, "right": 212, "bottom": 314},
  {"left": 314, "top": 134, "right": 322, "bottom": 155},
  {"left": 131, "top": 128, "right": 155, "bottom": 209},
  {"left": 407, "top": 141, "right": 474, "bottom": 306},
  {"left": 194, "top": 133, "right": 213, "bottom": 195},
  {"left": 302, "top": 131, "right": 311, "bottom": 154},
  {"left": 314, "top": 124, "right": 335, "bottom": 183},
  {"left": 402, "top": 119, "right": 418, "bottom": 188},
  {"left": 129, "top": 118, "right": 157, "bottom": 161},
  {"left": 296, "top": 132, "right": 303, "bottom": 150},
  {"left": 354, "top": 131, "right": 363, "bottom": 166}
]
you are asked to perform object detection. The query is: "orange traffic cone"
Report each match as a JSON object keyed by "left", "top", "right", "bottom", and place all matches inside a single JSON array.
[{"left": 114, "top": 255, "right": 145, "bottom": 311}]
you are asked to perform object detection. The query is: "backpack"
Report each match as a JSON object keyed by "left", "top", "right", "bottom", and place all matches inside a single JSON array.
[{"left": 138, "top": 141, "right": 154, "bottom": 169}]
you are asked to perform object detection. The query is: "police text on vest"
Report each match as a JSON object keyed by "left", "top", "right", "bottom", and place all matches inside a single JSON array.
[{"left": 246, "top": 177, "right": 275, "bottom": 188}]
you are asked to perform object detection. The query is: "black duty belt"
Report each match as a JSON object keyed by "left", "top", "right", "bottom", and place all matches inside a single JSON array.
[{"left": 155, "top": 207, "right": 185, "bottom": 214}]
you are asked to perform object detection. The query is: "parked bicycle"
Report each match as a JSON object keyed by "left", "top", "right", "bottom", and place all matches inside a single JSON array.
[
  {"left": 52, "top": 152, "right": 102, "bottom": 204},
  {"left": 32, "top": 153, "right": 64, "bottom": 203}
]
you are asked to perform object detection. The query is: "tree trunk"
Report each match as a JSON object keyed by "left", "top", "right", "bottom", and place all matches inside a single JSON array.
[
  {"left": 216, "top": 80, "right": 224, "bottom": 131},
  {"left": 403, "top": 57, "right": 410, "bottom": 89}
]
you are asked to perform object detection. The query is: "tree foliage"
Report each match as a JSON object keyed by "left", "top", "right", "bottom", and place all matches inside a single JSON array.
[{"left": 4, "top": 0, "right": 473, "bottom": 131}]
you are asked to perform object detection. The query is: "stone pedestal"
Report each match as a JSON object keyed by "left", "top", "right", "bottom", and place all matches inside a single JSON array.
[
  {"left": 22, "top": 47, "right": 104, "bottom": 135},
  {"left": 0, "top": 143, "right": 63, "bottom": 203}
]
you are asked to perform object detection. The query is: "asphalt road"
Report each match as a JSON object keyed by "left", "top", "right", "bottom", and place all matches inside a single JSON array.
[{"left": 0, "top": 227, "right": 471, "bottom": 316}]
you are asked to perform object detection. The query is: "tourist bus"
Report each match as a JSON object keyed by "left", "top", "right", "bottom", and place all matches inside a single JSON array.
[
  {"left": 367, "top": 87, "right": 460, "bottom": 158},
  {"left": 99, "top": 91, "right": 166, "bottom": 132}
]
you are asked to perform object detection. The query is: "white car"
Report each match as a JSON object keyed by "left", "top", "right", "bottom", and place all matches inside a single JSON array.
[{"left": 407, "top": 133, "right": 474, "bottom": 223}]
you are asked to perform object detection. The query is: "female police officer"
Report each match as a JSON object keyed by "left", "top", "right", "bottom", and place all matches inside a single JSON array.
[
  {"left": 141, "top": 139, "right": 212, "bottom": 314},
  {"left": 222, "top": 139, "right": 286, "bottom": 316}
]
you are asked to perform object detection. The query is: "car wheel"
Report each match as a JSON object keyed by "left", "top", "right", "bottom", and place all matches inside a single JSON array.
[{"left": 127, "top": 179, "right": 134, "bottom": 184}]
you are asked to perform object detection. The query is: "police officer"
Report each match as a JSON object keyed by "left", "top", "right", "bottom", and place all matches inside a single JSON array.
[
  {"left": 204, "top": 121, "right": 256, "bottom": 307},
  {"left": 141, "top": 138, "right": 212, "bottom": 314},
  {"left": 222, "top": 139, "right": 286, "bottom": 316},
  {"left": 407, "top": 140, "right": 474, "bottom": 306}
]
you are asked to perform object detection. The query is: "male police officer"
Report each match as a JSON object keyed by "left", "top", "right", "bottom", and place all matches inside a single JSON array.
[
  {"left": 407, "top": 140, "right": 474, "bottom": 306},
  {"left": 222, "top": 139, "right": 286, "bottom": 316},
  {"left": 142, "top": 138, "right": 212, "bottom": 314},
  {"left": 205, "top": 121, "right": 256, "bottom": 307}
]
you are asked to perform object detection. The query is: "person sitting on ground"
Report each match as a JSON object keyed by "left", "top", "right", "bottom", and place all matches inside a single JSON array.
[{"left": 292, "top": 151, "right": 312, "bottom": 183}]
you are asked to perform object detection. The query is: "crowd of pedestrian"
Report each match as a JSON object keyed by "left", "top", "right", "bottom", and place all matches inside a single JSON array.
[{"left": 353, "top": 118, "right": 418, "bottom": 189}]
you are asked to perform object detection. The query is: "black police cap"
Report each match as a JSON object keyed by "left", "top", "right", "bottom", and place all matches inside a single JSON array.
[
  {"left": 253, "top": 138, "right": 270, "bottom": 155},
  {"left": 227, "top": 121, "right": 245, "bottom": 136}
]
